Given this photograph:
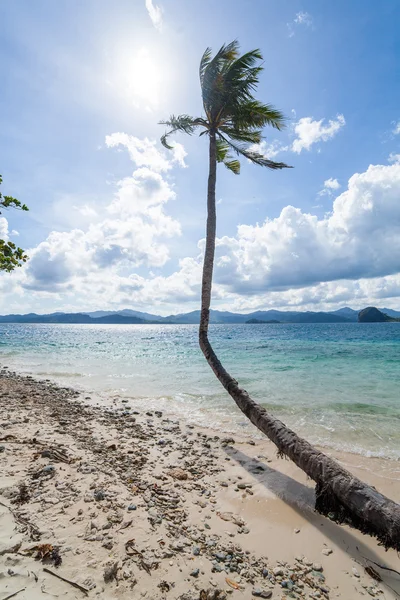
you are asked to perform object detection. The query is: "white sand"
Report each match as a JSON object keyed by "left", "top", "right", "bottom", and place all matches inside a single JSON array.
[{"left": 0, "top": 370, "right": 399, "bottom": 599}]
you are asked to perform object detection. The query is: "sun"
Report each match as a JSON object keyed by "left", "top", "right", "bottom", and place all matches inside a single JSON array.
[{"left": 113, "top": 46, "right": 168, "bottom": 110}]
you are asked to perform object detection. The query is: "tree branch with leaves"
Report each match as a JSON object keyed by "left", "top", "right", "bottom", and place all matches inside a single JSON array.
[{"left": 0, "top": 174, "right": 29, "bottom": 272}]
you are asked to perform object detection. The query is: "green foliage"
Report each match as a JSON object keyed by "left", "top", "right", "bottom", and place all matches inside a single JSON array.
[
  {"left": 0, "top": 174, "right": 29, "bottom": 272},
  {"left": 160, "top": 40, "right": 292, "bottom": 173}
]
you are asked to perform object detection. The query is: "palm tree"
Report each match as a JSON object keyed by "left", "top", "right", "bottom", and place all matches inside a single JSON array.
[{"left": 160, "top": 41, "right": 400, "bottom": 550}]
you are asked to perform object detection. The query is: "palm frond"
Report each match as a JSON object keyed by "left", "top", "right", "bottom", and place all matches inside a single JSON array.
[
  {"left": 201, "top": 40, "right": 239, "bottom": 113},
  {"left": 199, "top": 47, "right": 212, "bottom": 85},
  {"left": 232, "top": 100, "right": 286, "bottom": 131},
  {"left": 216, "top": 139, "right": 241, "bottom": 174},
  {"left": 223, "top": 49, "right": 263, "bottom": 79},
  {"left": 159, "top": 114, "right": 204, "bottom": 149},
  {"left": 220, "top": 126, "right": 262, "bottom": 144},
  {"left": 224, "top": 159, "right": 240, "bottom": 174},
  {"left": 216, "top": 139, "right": 230, "bottom": 163},
  {"left": 219, "top": 133, "right": 292, "bottom": 170}
]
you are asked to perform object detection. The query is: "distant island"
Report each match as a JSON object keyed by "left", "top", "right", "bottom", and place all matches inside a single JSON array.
[
  {"left": 0, "top": 306, "right": 399, "bottom": 325},
  {"left": 246, "top": 318, "right": 281, "bottom": 324},
  {"left": 358, "top": 307, "right": 400, "bottom": 323}
]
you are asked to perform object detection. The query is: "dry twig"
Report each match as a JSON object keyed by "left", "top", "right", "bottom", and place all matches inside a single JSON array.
[{"left": 43, "top": 567, "right": 89, "bottom": 596}]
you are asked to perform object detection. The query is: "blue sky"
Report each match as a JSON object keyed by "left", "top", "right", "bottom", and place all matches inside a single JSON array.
[{"left": 0, "top": 0, "right": 399, "bottom": 314}]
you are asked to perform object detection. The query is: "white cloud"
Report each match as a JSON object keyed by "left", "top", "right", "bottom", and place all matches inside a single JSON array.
[
  {"left": 389, "top": 152, "right": 400, "bottom": 163},
  {"left": 292, "top": 114, "right": 345, "bottom": 153},
  {"left": 393, "top": 121, "right": 400, "bottom": 135},
  {"left": 212, "top": 159, "right": 400, "bottom": 294},
  {"left": 318, "top": 177, "right": 341, "bottom": 196},
  {"left": 20, "top": 134, "right": 184, "bottom": 292},
  {"left": 250, "top": 114, "right": 345, "bottom": 161},
  {"left": 105, "top": 133, "right": 186, "bottom": 172},
  {"left": 145, "top": 0, "right": 163, "bottom": 32},
  {"left": 249, "top": 140, "right": 289, "bottom": 159},
  {"left": 287, "top": 11, "right": 313, "bottom": 37},
  {"left": 3, "top": 151, "right": 400, "bottom": 315},
  {"left": 324, "top": 177, "right": 340, "bottom": 190},
  {"left": 0, "top": 217, "right": 8, "bottom": 241}
]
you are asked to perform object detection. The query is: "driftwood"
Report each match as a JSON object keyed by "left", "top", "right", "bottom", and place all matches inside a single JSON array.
[{"left": 199, "top": 332, "right": 400, "bottom": 551}]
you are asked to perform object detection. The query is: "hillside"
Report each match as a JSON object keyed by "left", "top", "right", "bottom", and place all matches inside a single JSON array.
[
  {"left": 358, "top": 307, "right": 400, "bottom": 323},
  {"left": 1, "top": 306, "right": 399, "bottom": 324}
]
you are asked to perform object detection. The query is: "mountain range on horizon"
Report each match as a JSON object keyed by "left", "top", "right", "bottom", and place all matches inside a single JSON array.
[{"left": 1, "top": 306, "right": 400, "bottom": 324}]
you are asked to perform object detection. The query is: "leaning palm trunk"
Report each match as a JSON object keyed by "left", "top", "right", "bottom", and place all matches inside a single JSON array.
[
  {"left": 199, "top": 133, "right": 400, "bottom": 552},
  {"left": 161, "top": 40, "right": 400, "bottom": 551}
]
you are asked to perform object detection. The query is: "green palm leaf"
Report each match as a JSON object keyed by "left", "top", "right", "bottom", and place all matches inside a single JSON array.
[
  {"left": 219, "top": 133, "right": 291, "bottom": 170},
  {"left": 159, "top": 114, "right": 204, "bottom": 149},
  {"left": 160, "top": 40, "right": 292, "bottom": 171}
]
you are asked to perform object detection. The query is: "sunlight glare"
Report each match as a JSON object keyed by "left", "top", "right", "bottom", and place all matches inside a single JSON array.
[{"left": 113, "top": 46, "right": 169, "bottom": 110}]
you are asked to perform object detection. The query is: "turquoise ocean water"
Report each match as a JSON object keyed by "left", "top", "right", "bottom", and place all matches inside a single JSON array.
[{"left": 0, "top": 323, "right": 399, "bottom": 459}]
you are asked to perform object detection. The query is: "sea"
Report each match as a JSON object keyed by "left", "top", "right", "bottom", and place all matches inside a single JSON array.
[{"left": 0, "top": 322, "right": 399, "bottom": 460}]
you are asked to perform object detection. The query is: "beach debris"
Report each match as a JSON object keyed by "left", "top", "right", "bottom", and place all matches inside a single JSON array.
[
  {"left": 225, "top": 577, "right": 241, "bottom": 589},
  {"left": 43, "top": 567, "right": 89, "bottom": 596},
  {"left": 125, "top": 539, "right": 141, "bottom": 557},
  {"left": 2, "top": 589, "right": 26, "bottom": 600},
  {"left": 158, "top": 580, "right": 171, "bottom": 592},
  {"left": 199, "top": 591, "right": 227, "bottom": 600},
  {"left": 31, "top": 464, "right": 55, "bottom": 479},
  {"left": 24, "top": 543, "right": 62, "bottom": 567},
  {"left": 140, "top": 560, "right": 152, "bottom": 575},
  {"left": 252, "top": 590, "right": 272, "bottom": 598},
  {"left": 93, "top": 489, "right": 105, "bottom": 501},
  {"left": 103, "top": 561, "right": 119, "bottom": 583},
  {"left": 118, "top": 518, "right": 133, "bottom": 531},
  {"left": 167, "top": 467, "right": 188, "bottom": 480},
  {"left": 38, "top": 447, "right": 70, "bottom": 463},
  {"left": 10, "top": 483, "right": 30, "bottom": 505}
]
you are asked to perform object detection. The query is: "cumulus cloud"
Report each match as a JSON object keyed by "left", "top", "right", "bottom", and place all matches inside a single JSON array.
[
  {"left": 3, "top": 150, "right": 400, "bottom": 315},
  {"left": 287, "top": 11, "right": 313, "bottom": 37},
  {"left": 212, "top": 158, "right": 400, "bottom": 294},
  {"left": 292, "top": 114, "right": 345, "bottom": 153},
  {"left": 318, "top": 177, "right": 341, "bottom": 196},
  {"left": 393, "top": 121, "right": 400, "bottom": 135},
  {"left": 21, "top": 134, "right": 184, "bottom": 292},
  {"left": 145, "top": 0, "right": 163, "bottom": 31},
  {"left": 249, "top": 114, "right": 345, "bottom": 161},
  {"left": 105, "top": 133, "right": 186, "bottom": 171},
  {"left": 248, "top": 140, "right": 289, "bottom": 159}
]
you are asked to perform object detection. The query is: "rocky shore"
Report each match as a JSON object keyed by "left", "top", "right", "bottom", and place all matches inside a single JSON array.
[{"left": 0, "top": 368, "right": 399, "bottom": 599}]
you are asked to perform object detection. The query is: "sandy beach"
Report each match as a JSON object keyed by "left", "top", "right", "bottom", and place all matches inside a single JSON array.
[{"left": 0, "top": 367, "right": 399, "bottom": 600}]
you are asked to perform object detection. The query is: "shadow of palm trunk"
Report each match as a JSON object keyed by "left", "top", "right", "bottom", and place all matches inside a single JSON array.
[{"left": 223, "top": 445, "right": 400, "bottom": 596}]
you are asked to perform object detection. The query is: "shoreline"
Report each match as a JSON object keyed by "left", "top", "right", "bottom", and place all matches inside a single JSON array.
[
  {"left": 3, "top": 357, "right": 400, "bottom": 464},
  {"left": 0, "top": 367, "right": 399, "bottom": 599}
]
